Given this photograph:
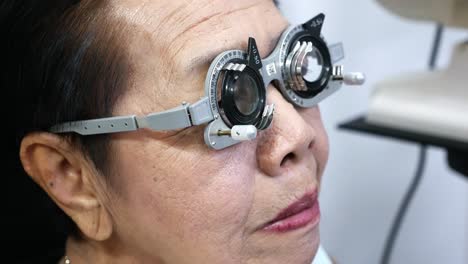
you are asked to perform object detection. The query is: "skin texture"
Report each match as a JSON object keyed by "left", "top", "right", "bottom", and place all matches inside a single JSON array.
[{"left": 20, "top": 0, "right": 329, "bottom": 263}]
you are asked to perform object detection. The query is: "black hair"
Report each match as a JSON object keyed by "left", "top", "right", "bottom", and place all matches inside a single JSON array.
[{"left": 1, "top": 1, "right": 130, "bottom": 262}]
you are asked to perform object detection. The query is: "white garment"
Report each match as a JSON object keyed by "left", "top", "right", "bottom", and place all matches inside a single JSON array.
[{"left": 311, "top": 245, "right": 333, "bottom": 264}]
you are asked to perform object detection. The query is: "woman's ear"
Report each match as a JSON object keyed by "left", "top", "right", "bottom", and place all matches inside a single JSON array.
[{"left": 19, "top": 132, "right": 113, "bottom": 241}]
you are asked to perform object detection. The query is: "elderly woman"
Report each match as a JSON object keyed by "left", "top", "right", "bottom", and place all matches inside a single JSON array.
[{"left": 4, "top": 0, "right": 362, "bottom": 263}]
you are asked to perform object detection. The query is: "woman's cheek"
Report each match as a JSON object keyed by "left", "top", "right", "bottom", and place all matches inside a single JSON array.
[{"left": 184, "top": 146, "right": 257, "bottom": 235}]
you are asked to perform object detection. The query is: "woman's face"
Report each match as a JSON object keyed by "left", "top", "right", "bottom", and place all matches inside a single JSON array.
[{"left": 103, "top": 0, "right": 329, "bottom": 263}]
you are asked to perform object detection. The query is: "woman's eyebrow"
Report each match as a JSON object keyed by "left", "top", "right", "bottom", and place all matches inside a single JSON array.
[
  {"left": 183, "top": 2, "right": 281, "bottom": 73},
  {"left": 184, "top": 46, "right": 229, "bottom": 73},
  {"left": 185, "top": 53, "right": 216, "bottom": 73},
  {"left": 185, "top": 35, "right": 279, "bottom": 74}
]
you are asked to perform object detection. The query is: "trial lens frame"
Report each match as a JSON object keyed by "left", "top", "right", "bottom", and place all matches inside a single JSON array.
[{"left": 51, "top": 14, "right": 365, "bottom": 150}]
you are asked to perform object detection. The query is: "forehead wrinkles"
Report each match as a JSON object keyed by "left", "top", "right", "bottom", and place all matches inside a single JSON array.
[
  {"left": 116, "top": 0, "right": 269, "bottom": 66},
  {"left": 168, "top": 1, "right": 285, "bottom": 67},
  {"left": 110, "top": 0, "right": 281, "bottom": 112},
  {"left": 168, "top": 0, "right": 266, "bottom": 45},
  {"left": 112, "top": 1, "right": 265, "bottom": 45}
]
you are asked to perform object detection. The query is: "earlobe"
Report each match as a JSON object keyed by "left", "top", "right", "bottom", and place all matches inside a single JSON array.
[{"left": 19, "top": 132, "right": 114, "bottom": 241}]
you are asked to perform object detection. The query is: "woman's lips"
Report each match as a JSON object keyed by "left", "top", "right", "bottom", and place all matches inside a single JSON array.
[{"left": 261, "top": 191, "right": 320, "bottom": 233}]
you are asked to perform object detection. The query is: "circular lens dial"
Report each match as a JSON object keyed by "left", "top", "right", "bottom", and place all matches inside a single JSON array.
[
  {"left": 217, "top": 62, "right": 266, "bottom": 127},
  {"left": 233, "top": 73, "right": 260, "bottom": 116},
  {"left": 284, "top": 34, "right": 332, "bottom": 99},
  {"left": 301, "top": 47, "right": 324, "bottom": 83}
]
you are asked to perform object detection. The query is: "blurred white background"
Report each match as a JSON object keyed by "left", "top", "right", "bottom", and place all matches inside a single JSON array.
[{"left": 278, "top": 0, "right": 468, "bottom": 263}]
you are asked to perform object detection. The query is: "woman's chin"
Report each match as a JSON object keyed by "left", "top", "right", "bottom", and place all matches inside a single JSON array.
[{"left": 245, "top": 224, "right": 320, "bottom": 264}]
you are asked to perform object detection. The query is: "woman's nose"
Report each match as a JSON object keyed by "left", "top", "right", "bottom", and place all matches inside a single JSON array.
[{"left": 256, "top": 87, "right": 317, "bottom": 177}]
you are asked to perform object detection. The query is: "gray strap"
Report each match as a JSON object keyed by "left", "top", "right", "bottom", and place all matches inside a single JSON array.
[
  {"left": 136, "top": 105, "right": 192, "bottom": 130},
  {"left": 50, "top": 98, "right": 214, "bottom": 136},
  {"left": 137, "top": 97, "right": 214, "bottom": 129},
  {"left": 50, "top": 116, "right": 138, "bottom": 135},
  {"left": 188, "top": 97, "right": 213, "bottom": 125}
]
